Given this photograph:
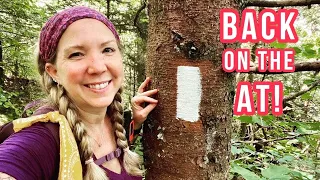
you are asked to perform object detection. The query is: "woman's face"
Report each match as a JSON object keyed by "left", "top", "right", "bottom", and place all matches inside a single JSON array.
[{"left": 46, "top": 18, "right": 123, "bottom": 112}]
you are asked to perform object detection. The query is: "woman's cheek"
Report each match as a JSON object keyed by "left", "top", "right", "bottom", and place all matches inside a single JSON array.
[{"left": 65, "top": 65, "right": 85, "bottom": 83}]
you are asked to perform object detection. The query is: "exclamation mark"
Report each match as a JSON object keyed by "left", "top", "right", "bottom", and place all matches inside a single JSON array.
[
  {"left": 274, "top": 85, "right": 280, "bottom": 112},
  {"left": 273, "top": 82, "right": 283, "bottom": 116}
]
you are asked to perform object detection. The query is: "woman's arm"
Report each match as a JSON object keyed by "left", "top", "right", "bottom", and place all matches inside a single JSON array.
[
  {"left": 0, "top": 123, "right": 59, "bottom": 180},
  {"left": 0, "top": 172, "right": 16, "bottom": 180}
]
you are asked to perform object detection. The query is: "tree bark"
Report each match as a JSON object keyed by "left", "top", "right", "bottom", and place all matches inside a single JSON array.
[
  {"left": 246, "top": 0, "right": 320, "bottom": 7},
  {"left": 249, "top": 61, "right": 320, "bottom": 74},
  {"left": 283, "top": 79, "right": 320, "bottom": 103},
  {"left": 133, "top": 1, "right": 147, "bottom": 39},
  {"left": 0, "top": 41, "right": 4, "bottom": 86},
  {"left": 144, "top": 1, "right": 238, "bottom": 179},
  {"left": 106, "top": 0, "right": 111, "bottom": 18}
]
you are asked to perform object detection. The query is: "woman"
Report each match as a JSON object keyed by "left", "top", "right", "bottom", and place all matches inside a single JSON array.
[{"left": 0, "top": 6, "right": 158, "bottom": 180}]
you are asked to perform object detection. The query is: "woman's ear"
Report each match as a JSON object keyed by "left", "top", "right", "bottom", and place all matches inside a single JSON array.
[{"left": 45, "top": 63, "right": 59, "bottom": 82}]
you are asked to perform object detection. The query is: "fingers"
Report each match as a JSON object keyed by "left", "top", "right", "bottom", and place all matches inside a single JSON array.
[
  {"left": 132, "top": 77, "right": 158, "bottom": 124},
  {"left": 139, "top": 89, "right": 158, "bottom": 97},
  {"left": 133, "top": 102, "right": 158, "bottom": 125},
  {"left": 133, "top": 96, "right": 158, "bottom": 105},
  {"left": 141, "top": 103, "right": 157, "bottom": 115},
  {"left": 138, "top": 77, "right": 151, "bottom": 93}
]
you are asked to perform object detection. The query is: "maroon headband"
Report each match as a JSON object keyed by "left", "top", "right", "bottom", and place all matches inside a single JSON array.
[{"left": 39, "top": 6, "right": 120, "bottom": 62}]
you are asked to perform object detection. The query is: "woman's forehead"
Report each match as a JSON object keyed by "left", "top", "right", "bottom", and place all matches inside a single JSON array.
[
  {"left": 58, "top": 19, "right": 117, "bottom": 48},
  {"left": 64, "top": 18, "right": 115, "bottom": 36}
]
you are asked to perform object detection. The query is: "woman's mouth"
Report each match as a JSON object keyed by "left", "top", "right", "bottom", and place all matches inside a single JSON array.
[{"left": 85, "top": 81, "right": 110, "bottom": 90}]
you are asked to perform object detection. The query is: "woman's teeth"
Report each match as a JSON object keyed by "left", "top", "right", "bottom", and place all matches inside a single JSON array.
[{"left": 88, "top": 82, "right": 109, "bottom": 89}]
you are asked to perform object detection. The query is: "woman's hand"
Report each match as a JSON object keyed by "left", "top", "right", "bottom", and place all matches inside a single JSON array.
[{"left": 131, "top": 77, "right": 158, "bottom": 130}]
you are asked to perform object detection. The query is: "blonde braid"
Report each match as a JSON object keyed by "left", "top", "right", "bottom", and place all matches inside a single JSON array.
[
  {"left": 41, "top": 71, "right": 109, "bottom": 179},
  {"left": 107, "top": 88, "right": 144, "bottom": 176}
]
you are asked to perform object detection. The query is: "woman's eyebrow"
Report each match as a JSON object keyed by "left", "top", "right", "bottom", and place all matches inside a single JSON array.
[
  {"left": 63, "top": 40, "right": 117, "bottom": 54},
  {"left": 64, "top": 45, "right": 85, "bottom": 54},
  {"left": 100, "top": 40, "right": 117, "bottom": 47}
]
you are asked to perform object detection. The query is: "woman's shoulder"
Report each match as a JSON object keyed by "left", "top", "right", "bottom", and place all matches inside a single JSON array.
[{"left": 0, "top": 122, "right": 60, "bottom": 180}]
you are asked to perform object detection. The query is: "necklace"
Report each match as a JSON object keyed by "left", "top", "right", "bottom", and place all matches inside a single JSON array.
[
  {"left": 90, "top": 135, "right": 102, "bottom": 147},
  {"left": 84, "top": 121, "right": 107, "bottom": 148}
]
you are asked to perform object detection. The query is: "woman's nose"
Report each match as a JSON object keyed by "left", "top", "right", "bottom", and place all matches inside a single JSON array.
[{"left": 87, "top": 53, "right": 107, "bottom": 74}]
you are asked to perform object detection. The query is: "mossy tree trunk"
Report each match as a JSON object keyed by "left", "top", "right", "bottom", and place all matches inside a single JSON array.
[{"left": 0, "top": 41, "right": 4, "bottom": 86}]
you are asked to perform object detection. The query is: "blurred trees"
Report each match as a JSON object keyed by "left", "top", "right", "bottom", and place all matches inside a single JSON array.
[{"left": 0, "top": 0, "right": 148, "bottom": 119}]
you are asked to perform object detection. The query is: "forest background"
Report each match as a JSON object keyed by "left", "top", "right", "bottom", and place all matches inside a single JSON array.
[{"left": 0, "top": 0, "right": 319, "bottom": 179}]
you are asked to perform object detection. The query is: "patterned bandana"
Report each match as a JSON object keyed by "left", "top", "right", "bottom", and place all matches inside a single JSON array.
[{"left": 39, "top": 6, "right": 119, "bottom": 62}]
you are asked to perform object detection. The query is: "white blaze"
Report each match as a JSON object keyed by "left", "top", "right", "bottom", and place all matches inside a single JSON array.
[{"left": 176, "top": 66, "right": 202, "bottom": 122}]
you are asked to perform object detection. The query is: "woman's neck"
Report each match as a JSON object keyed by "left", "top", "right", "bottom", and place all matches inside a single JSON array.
[
  {"left": 77, "top": 107, "right": 106, "bottom": 125},
  {"left": 78, "top": 107, "right": 114, "bottom": 144}
]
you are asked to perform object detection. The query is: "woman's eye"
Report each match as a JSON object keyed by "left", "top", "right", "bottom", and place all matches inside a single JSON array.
[
  {"left": 103, "top": 47, "right": 115, "bottom": 53},
  {"left": 68, "top": 52, "right": 82, "bottom": 58}
]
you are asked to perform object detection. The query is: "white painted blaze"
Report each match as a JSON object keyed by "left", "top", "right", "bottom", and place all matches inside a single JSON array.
[{"left": 176, "top": 66, "right": 202, "bottom": 122}]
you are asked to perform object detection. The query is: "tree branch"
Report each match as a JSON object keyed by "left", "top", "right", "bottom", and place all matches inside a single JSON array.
[
  {"left": 234, "top": 133, "right": 318, "bottom": 144},
  {"left": 249, "top": 61, "right": 320, "bottom": 74},
  {"left": 106, "top": 0, "right": 111, "bottom": 18},
  {"left": 133, "top": 0, "right": 147, "bottom": 39},
  {"left": 283, "top": 80, "right": 320, "bottom": 102},
  {"left": 245, "top": 0, "right": 320, "bottom": 7}
]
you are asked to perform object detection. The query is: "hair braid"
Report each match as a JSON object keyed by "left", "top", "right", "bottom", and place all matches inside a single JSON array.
[
  {"left": 42, "top": 71, "right": 109, "bottom": 179},
  {"left": 107, "top": 88, "right": 144, "bottom": 176}
]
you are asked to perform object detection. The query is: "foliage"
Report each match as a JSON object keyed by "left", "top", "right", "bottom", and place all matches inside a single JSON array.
[
  {"left": 231, "top": 115, "right": 319, "bottom": 180},
  {"left": 231, "top": 5, "right": 320, "bottom": 180},
  {"left": 0, "top": 87, "right": 22, "bottom": 120}
]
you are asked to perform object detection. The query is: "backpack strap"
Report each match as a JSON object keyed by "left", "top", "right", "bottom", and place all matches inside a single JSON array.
[
  {"left": 33, "top": 106, "right": 60, "bottom": 148},
  {"left": 43, "top": 122, "right": 60, "bottom": 148},
  {"left": 0, "top": 105, "right": 59, "bottom": 145},
  {"left": 0, "top": 122, "right": 14, "bottom": 144},
  {"left": 21, "top": 100, "right": 43, "bottom": 118}
]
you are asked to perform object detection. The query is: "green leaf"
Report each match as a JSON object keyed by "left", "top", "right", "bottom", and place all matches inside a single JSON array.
[
  {"left": 231, "top": 145, "right": 243, "bottom": 155},
  {"left": 252, "top": 115, "right": 267, "bottom": 126},
  {"left": 275, "top": 145, "right": 285, "bottom": 150},
  {"left": 289, "top": 170, "right": 305, "bottom": 179},
  {"left": 242, "top": 148, "right": 255, "bottom": 154},
  {"left": 292, "top": 46, "right": 302, "bottom": 54},
  {"left": 261, "top": 115, "right": 275, "bottom": 125},
  {"left": 307, "top": 122, "right": 320, "bottom": 130},
  {"left": 0, "top": 95, "right": 7, "bottom": 102},
  {"left": 261, "top": 165, "right": 291, "bottom": 179},
  {"left": 270, "top": 41, "right": 287, "bottom": 49},
  {"left": 237, "top": 116, "right": 254, "bottom": 123},
  {"left": 303, "top": 79, "right": 315, "bottom": 85},
  {"left": 302, "top": 45, "right": 317, "bottom": 58},
  {"left": 231, "top": 164, "right": 261, "bottom": 180},
  {"left": 302, "top": 43, "right": 314, "bottom": 49},
  {"left": 301, "top": 92, "right": 312, "bottom": 100},
  {"left": 278, "top": 155, "right": 294, "bottom": 163},
  {"left": 286, "top": 139, "right": 299, "bottom": 145}
]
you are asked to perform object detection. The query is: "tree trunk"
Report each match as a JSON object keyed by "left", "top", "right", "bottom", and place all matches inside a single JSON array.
[
  {"left": 0, "top": 41, "right": 4, "bottom": 86},
  {"left": 143, "top": 1, "right": 238, "bottom": 179},
  {"left": 246, "top": 0, "right": 320, "bottom": 7},
  {"left": 106, "top": 0, "right": 111, "bottom": 18}
]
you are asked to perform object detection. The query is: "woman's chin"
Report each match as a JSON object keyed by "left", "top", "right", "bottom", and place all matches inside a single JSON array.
[{"left": 89, "top": 98, "right": 114, "bottom": 109}]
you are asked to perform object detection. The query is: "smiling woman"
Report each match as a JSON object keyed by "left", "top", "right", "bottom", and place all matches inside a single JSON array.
[
  {"left": 46, "top": 18, "right": 124, "bottom": 112},
  {"left": 0, "top": 6, "right": 158, "bottom": 180}
]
